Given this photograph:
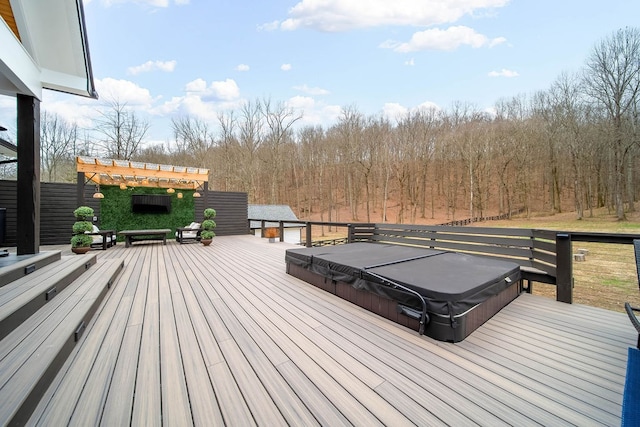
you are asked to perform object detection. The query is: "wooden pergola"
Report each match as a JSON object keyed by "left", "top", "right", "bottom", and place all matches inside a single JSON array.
[{"left": 76, "top": 156, "right": 209, "bottom": 204}]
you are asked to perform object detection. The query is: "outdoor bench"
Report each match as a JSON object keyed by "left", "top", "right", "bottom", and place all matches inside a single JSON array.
[{"left": 118, "top": 229, "right": 171, "bottom": 248}]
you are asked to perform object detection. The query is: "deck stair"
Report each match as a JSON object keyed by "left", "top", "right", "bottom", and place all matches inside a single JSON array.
[
  {"left": 0, "top": 254, "right": 98, "bottom": 340},
  {"left": 0, "top": 254, "right": 124, "bottom": 426},
  {"left": 0, "top": 251, "right": 61, "bottom": 288}
]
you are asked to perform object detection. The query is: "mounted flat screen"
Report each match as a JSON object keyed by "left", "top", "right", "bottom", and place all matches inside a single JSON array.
[{"left": 131, "top": 194, "right": 171, "bottom": 213}]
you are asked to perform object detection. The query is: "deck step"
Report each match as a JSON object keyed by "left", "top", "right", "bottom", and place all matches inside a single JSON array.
[
  {"left": 0, "top": 251, "right": 62, "bottom": 288},
  {"left": 0, "top": 257, "right": 124, "bottom": 426},
  {"left": 0, "top": 254, "right": 98, "bottom": 341}
]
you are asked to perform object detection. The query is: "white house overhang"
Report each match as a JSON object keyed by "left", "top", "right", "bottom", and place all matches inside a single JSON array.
[{"left": 0, "top": 0, "right": 97, "bottom": 100}]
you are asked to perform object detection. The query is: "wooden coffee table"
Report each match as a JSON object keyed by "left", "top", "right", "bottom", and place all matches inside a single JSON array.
[{"left": 118, "top": 229, "right": 171, "bottom": 248}]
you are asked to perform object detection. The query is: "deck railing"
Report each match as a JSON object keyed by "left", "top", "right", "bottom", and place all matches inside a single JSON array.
[{"left": 249, "top": 218, "right": 640, "bottom": 304}]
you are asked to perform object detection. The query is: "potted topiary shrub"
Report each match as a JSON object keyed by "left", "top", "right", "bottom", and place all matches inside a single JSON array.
[
  {"left": 200, "top": 208, "right": 216, "bottom": 246},
  {"left": 71, "top": 206, "right": 94, "bottom": 254}
]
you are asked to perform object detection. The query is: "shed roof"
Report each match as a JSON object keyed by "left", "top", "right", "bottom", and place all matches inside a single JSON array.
[
  {"left": 248, "top": 205, "right": 302, "bottom": 229},
  {"left": 0, "top": 0, "right": 97, "bottom": 99}
]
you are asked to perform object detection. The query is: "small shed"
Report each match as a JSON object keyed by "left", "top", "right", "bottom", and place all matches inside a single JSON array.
[{"left": 248, "top": 205, "right": 303, "bottom": 244}]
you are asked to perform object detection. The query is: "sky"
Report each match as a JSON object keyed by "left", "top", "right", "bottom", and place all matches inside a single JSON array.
[{"left": 1, "top": 0, "right": 639, "bottom": 146}]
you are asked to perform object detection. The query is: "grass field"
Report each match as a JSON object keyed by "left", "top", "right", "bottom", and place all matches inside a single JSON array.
[{"left": 484, "top": 209, "right": 640, "bottom": 312}]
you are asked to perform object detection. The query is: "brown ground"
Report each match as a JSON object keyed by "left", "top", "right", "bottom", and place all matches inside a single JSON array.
[{"left": 303, "top": 205, "right": 640, "bottom": 313}]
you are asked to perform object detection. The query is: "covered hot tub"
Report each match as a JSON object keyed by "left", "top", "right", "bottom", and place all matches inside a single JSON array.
[{"left": 285, "top": 243, "right": 522, "bottom": 342}]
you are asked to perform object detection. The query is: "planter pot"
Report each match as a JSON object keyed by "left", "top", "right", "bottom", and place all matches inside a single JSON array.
[
  {"left": 72, "top": 246, "right": 91, "bottom": 255},
  {"left": 201, "top": 239, "right": 213, "bottom": 246}
]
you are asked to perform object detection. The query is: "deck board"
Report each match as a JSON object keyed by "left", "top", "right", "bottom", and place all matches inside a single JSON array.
[{"left": 26, "top": 235, "right": 637, "bottom": 426}]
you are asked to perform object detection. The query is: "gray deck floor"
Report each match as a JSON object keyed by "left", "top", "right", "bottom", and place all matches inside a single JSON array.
[{"left": 27, "top": 235, "right": 636, "bottom": 426}]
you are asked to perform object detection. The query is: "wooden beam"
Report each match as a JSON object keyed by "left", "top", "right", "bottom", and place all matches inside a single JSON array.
[
  {"left": 95, "top": 177, "right": 199, "bottom": 190},
  {"left": 76, "top": 157, "right": 208, "bottom": 188},
  {"left": 16, "top": 95, "right": 40, "bottom": 255}
]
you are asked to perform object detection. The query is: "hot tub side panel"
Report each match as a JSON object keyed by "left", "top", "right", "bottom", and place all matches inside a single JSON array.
[{"left": 286, "top": 262, "right": 421, "bottom": 331}]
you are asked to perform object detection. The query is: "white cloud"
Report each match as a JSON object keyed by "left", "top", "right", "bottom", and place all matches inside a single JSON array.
[
  {"left": 281, "top": 63, "right": 292, "bottom": 71},
  {"left": 96, "top": 78, "right": 157, "bottom": 107},
  {"left": 381, "top": 26, "right": 506, "bottom": 52},
  {"left": 210, "top": 79, "right": 241, "bottom": 100},
  {"left": 149, "top": 78, "right": 245, "bottom": 122},
  {"left": 127, "top": 60, "right": 177, "bottom": 75},
  {"left": 416, "top": 101, "right": 441, "bottom": 111},
  {"left": 293, "top": 84, "right": 330, "bottom": 95},
  {"left": 286, "top": 96, "right": 341, "bottom": 127},
  {"left": 235, "top": 64, "right": 250, "bottom": 72},
  {"left": 257, "top": 20, "right": 280, "bottom": 31},
  {"left": 37, "top": 79, "right": 158, "bottom": 131},
  {"left": 383, "top": 103, "right": 408, "bottom": 120},
  {"left": 404, "top": 58, "right": 415, "bottom": 66},
  {"left": 149, "top": 96, "right": 183, "bottom": 116},
  {"left": 185, "top": 78, "right": 207, "bottom": 92},
  {"left": 271, "top": 0, "right": 509, "bottom": 32},
  {"left": 488, "top": 68, "right": 519, "bottom": 77},
  {"left": 382, "top": 100, "right": 441, "bottom": 122},
  {"left": 185, "top": 78, "right": 240, "bottom": 101}
]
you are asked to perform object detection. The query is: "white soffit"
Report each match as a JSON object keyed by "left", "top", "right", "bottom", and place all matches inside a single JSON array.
[
  {"left": 0, "top": 17, "right": 41, "bottom": 98},
  {"left": 1, "top": 0, "right": 96, "bottom": 99}
]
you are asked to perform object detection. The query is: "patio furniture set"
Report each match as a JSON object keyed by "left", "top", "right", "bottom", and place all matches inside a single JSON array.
[{"left": 87, "top": 223, "right": 203, "bottom": 250}]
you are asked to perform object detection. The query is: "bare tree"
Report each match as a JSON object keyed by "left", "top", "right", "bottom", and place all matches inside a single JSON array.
[
  {"left": 40, "top": 112, "right": 77, "bottom": 182},
  {"left": 95, "top": 99, "right": 150, "bottom": 160},
  {"left": 171, "top": 115, "right": 213, "bottom": 168},
  {"left": 583, "top": 27, "right": 640, "bottom": 218},
  {"left": 237, "top": 100, "right": 264, "bottom": 200},
  {"left": 216, "top": 111, "right": 241, "bottom": 191},
  {"left": 260, "top": 98, "right": 302, "bottom": 203}
]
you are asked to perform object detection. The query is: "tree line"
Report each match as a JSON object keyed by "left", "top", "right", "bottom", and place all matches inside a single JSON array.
[{"left": 30, "top": 27, "right": 640, "bottom": 223}]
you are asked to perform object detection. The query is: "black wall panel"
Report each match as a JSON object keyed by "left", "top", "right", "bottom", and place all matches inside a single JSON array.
[{"left": 0, "top": 181, "right": 248, "bottom": 246}]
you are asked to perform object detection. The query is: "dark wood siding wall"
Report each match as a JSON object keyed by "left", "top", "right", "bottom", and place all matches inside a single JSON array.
[
  {"left": 0, "top": 181, "right": 248, "bottom": 246},
  {"left": 40, "top": 183, "right": 101, "bottom": 246},
  {"left": 0, "top": 180, "right": 16, "bottom": 246},
  {"left": 195, "top": 191, "right": 248, "bottom": 236}
]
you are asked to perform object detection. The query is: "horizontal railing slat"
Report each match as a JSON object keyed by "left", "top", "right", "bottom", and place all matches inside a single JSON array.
[
  {"left": 375, "top": 230, "right": 533, "bottom": 248},
  {"left": 372, "top": 234, "right": 535, "bottom": 260},
  {"left": 375, "top": 224, "right": 535, "bottom": 237}
]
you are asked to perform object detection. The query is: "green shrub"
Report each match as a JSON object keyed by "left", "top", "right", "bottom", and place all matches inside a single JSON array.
[
  {"left": 204, "top": 208, "right": 216, "bottom": 220},
  {"left": 201, "top": 219, "right": 216, "bottom": 230},
  {"left": 71, "top": 234, "right": 93, "bottom": 248},
  {"left": 201, "top": 230, "right": 215, "bottom": 240},
  {"left": 72, "top": 221, "right": 93, "bottom": 234},
  {"left": 74, "top": 206, "right": 94, "bottom": 221}
]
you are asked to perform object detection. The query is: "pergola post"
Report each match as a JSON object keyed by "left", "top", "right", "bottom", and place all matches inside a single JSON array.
[
  {"left": 77, "top": 171, "right": 85, "bottom": 206},
  {"left": 16, "top": 94, "right": 40, "bottom": 255}
]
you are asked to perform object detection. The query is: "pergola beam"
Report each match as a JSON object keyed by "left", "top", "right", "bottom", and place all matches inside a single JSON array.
[{"left": 76, "top": 156, "right": 209, "bottom": 191}]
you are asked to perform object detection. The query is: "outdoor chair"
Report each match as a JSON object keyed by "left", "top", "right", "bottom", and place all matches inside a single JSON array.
[
  {"left": 87, "top": 225, "right": 116, "bottom": 250},
  {"left": 176, "top": 222, "right": 201, "bottom": 244},
  {"left": 624, "top": 239, "right": 640, "bottom": 349}
]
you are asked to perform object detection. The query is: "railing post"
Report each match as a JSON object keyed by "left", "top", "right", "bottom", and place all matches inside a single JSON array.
[
  {"left": 556, "top": 233, "right": 573, "bottom": 303},
  {"left": 306, "top": 222, "right": 312, "bottom": 248},
  {"left": 347, "top": 223, "right": 353, "bottom": 243},
  {"left": 279, "top": 221, "right": 284, "bottom": 242},
  {"left": 261, "top": 220, "right": 265, "bottom": 238}
]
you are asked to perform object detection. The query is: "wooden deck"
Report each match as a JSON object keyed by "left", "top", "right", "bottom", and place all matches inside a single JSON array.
[{"left": 26, "top": 235, "right": 636, "bottom": 426}]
